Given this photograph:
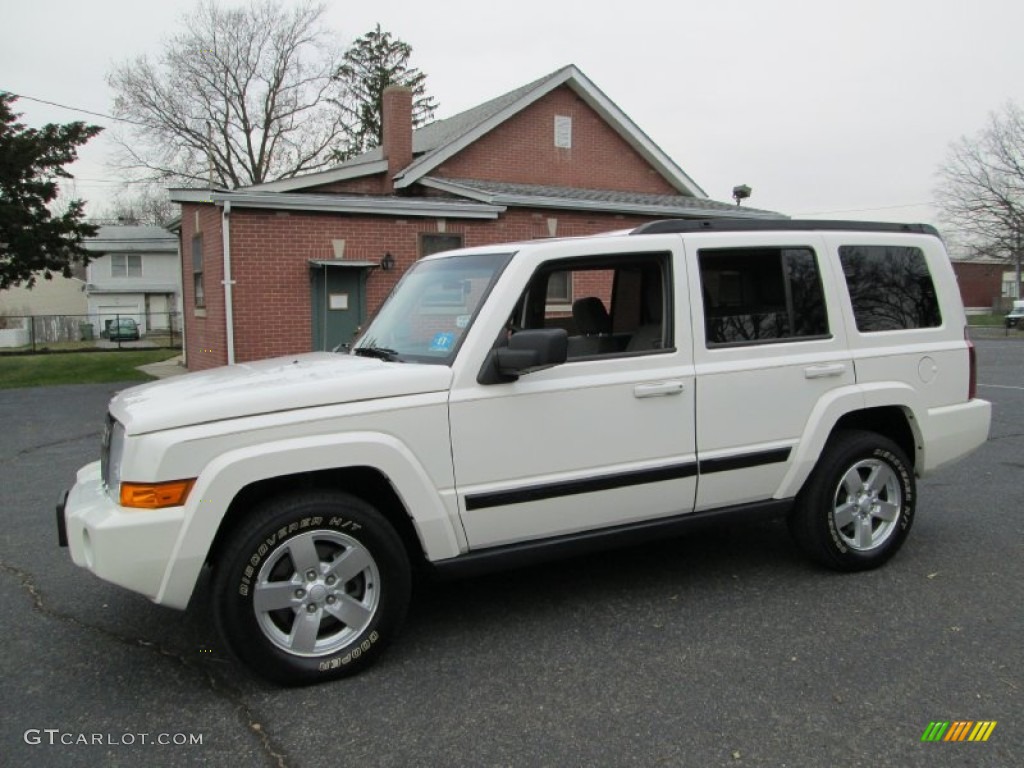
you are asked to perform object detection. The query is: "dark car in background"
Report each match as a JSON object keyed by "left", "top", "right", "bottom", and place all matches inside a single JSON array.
[{"left": 107, "top": 318, "right": 141, "bottom": 341}]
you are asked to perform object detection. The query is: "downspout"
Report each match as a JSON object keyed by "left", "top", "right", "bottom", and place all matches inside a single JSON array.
[
  {"left": 176, "top": 227, "right": 187, "bottom": 368},
  {"left": 221, "top": 200, "right": 236, "bottom": 364}
]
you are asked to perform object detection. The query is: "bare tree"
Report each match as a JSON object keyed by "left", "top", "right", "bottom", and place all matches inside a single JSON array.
[
  {"left": 100, "top": 185, "right": 178, "bottom": 227},
  {"left": 107, "top": 0, "right": 351, "bottom": 188},
  {"left": 936, "top": 102, "right": 1024, "bottom": 295}
]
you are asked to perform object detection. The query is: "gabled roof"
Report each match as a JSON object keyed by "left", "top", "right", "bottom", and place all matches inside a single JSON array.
[
  {"left": 82, "top": 225, "right": 178, "bottom": 254},
  {"left": 421, "top": 178, "right": 784, "bottom": 220},
  {"left": 245, "top": 65, "right": 707, "bottom": 198}
]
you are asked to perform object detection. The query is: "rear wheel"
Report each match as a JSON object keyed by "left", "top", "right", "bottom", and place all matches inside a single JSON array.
[
  {"left": 789, "top": 430, "right": 915, "bottom": 571},
  {"left": 212, "top": 490, "right": 411, "bottom": 685}
]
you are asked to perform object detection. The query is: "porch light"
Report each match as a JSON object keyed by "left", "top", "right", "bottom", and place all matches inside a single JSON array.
[{"left": 380, "top": 252, "right": 396, "bottom": 271}]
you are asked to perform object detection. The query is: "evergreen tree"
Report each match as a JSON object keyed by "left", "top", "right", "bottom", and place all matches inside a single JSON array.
[
  {"left": 0, "top": 94, "right": 102, "bottom": 290},
  {"left": 334, "top": 24, "right": 439, "bottom": 158}
]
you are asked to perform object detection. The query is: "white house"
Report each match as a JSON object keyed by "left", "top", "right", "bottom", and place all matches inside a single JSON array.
[
  {"left": 83, "top": 225, "right": 181, "bottom": 335},
  {"left": 0, "top": 273, "right": 87, "bottom": 317}
]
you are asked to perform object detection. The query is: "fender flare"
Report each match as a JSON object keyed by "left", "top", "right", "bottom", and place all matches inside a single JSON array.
[
  {"left": 775, "top": 383, "right": 923, "bottom": 499},
  {"left": 154, "top": 431, "right": 461, "bottom": 608}
]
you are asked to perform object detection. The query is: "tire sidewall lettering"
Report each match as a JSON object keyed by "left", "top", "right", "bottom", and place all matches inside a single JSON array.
[
  {"left": 872, "top": 447, "right": 914, "bottom": 531},
  {"left": 235, "top": 516, "right": 385, "bottom": 669},
  {"left": 238, "top": 515, "right": 351, "bottom": 596},
  {"left": 825, "top": 446, "right": 912, "bottom": 558},
  {"left": 213, "top": 491, "right": 411, "bottom": 684}
]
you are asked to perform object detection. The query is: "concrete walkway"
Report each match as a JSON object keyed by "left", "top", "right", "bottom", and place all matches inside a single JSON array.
[{"left": 136, "top": 354, "right": 187, "bottom": 379}]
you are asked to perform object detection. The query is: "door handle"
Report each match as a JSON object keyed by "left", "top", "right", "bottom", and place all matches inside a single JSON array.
[
  {"left": 634, "top": 381, "right": 685, "bottom": 398},
  {"left": 804, "top": 364, "right": 847, "bottom": 379}
]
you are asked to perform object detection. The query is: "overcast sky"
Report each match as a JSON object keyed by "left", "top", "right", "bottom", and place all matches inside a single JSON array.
[{"left": 2, "top": 0, "right": 1023, "bottom": 233}]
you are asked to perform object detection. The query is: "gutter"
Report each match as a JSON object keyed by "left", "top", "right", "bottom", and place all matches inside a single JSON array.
[{"left": 169, "top": 188, "right": 503, "bottom": 219}]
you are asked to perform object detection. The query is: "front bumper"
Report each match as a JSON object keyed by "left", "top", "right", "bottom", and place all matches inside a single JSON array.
[{"left": 58, "top": 461, "right": 187, "bottom": 602}]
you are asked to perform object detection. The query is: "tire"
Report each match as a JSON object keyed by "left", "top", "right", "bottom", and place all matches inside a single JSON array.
[
  {"left": 789, "top": 430, "right": 915, "bottom": 572},
  {"left": 211, "top": 490, "right": 411, "bottom": 685}
]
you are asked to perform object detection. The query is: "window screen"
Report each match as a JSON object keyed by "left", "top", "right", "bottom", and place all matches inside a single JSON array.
[{"left": 111, "top": 254, "right": 142, "bottom": 278}]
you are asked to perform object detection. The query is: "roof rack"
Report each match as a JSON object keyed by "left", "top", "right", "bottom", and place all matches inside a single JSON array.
[{"left": 630, "top": 219, "right": 940, "bottom": 237}]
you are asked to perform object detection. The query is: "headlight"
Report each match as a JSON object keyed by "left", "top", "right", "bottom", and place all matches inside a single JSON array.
[{"left": 103, "top": 418, "right": 126, "bottom": 496}]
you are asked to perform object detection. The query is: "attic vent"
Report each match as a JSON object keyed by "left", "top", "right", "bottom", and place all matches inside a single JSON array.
[{"left": 554, "top": 115, "right": 572, "bottom": 148}]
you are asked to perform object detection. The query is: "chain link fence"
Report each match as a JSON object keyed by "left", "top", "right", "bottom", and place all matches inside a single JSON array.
[{"left": 0, "top": 312, "right": 182, "bottom": 353}]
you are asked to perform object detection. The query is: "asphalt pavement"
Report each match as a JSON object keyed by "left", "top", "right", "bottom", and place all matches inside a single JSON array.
[{"left": 0, "top": 340, "right": 1021, "bottom": 767}]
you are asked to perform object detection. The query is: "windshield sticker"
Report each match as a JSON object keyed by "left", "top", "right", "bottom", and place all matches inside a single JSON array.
[
  {"left": 429, "top": 332, "right": 456, "bottom": 353},
  {"left": 455, "top": 314, "right": 471, "bottom": 329}
]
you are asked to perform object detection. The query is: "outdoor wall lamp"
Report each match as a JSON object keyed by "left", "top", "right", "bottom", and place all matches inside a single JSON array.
[{"left": 380, "top": 252, "right": 395, "bottom": 271}]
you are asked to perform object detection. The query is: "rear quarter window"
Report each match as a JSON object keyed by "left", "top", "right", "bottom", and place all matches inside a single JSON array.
[{"left": 839, "top": 245, "right": 941, "bottom": 332}]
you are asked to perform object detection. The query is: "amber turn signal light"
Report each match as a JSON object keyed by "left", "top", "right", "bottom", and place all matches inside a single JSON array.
[{"left": 120, "top": 479, "right": 195, "bottom": 509}]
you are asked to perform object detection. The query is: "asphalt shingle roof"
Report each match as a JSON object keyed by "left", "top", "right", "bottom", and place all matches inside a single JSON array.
[
  {"left": 83, "top": 225, "right": 177, "bottom": 253},
  {"left": 330, "top": 69, "right": 565, "bottom": 170},
  {"left": 430, "top": 178, "right": 783, "bottom": 218}
]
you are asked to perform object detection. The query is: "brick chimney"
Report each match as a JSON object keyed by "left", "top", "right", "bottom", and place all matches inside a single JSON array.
[{"left": 382, "top": 85, "right": 413, "bottom": 193}]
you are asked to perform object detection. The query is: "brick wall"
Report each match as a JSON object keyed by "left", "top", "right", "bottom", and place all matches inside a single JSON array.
[
  {"left": 952, "top": 261, "right": 1006, "bottom": 309},
  {"left": 307, "top": 177, "right": 388, "bottom": 195},
  {"left": 434, "top": 86, "right": 679, "bottom": 195},
  {"left": 179, "top": 204, "right": 228, "bottom": 370},
  {"left": 180, "top": 204, "right": 661, "bottom": 368}
]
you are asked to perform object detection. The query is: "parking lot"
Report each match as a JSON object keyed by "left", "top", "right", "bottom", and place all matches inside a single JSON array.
[{"left": 1, "top": 339, "right": 1021, "bottom": 767}]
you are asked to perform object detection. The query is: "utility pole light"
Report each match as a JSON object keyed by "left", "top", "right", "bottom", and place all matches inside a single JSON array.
[{"left": 732, "top": 185, "right": 752, "bottom": 206}]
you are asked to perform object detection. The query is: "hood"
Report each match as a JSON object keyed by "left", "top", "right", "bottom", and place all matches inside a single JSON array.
[{"left": 110, "top": 353, "right": 453, "bottom": 434}]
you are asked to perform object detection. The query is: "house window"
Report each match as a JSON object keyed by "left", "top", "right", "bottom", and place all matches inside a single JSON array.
[
  {"left": 111, "top": 254, "right": 142, "bottom": 278},
  {"left": 192, "top": 235, "right": 205, "bottom": 308},
  {"left": 1002, "top": 271, "right": 1020, "bottom": 298},
  {"left": 420, "top": 233, "right": 463, "bottom": 257},
  {"left": 699, "top": 247, "right": 829, "bottom": 346},
  {"left": 546, "top": 271, "right": 572, "bottom": 305}
]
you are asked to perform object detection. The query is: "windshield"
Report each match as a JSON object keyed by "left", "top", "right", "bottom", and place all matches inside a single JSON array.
[{"left": 352, "top": 252, "right": 512, "bottom": 364}]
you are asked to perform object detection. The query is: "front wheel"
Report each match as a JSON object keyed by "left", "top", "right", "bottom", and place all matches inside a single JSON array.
[
  {"left": 789, "top": 430, "right": 915, "bottom": 571},
  {"left": 211, "top": 491, "right": 411, "bottom": 685}
]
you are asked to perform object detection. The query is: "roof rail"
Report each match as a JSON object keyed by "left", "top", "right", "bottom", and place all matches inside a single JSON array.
[{"left": 630, "top": 219, "right": 940, "bottom": 237}]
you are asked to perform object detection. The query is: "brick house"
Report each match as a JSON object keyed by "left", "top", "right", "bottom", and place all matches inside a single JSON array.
[
  {"left": 170, "top": 65, "right": 780, "bottom": 370},
  {"left": 950, "top": 259, "right": 1022, "bottom": 311}
]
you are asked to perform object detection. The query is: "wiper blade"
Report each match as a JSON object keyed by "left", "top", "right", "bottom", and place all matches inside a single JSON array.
[{"left": 353, "top": 346, "right": 402, "bottom": 362}]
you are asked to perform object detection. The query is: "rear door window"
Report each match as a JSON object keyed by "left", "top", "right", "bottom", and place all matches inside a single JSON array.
[{"left": 698, "top": 247, "right": 829, "bottom": 346}]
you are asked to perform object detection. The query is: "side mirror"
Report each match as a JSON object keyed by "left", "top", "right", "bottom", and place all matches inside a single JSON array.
[{"left": 478, "top": 328, "right": 568, "bottom": 384}]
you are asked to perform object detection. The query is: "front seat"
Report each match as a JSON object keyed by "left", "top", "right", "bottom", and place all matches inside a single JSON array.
[
  {"left": 568, "top": 297, "right": 613, "bottom": 356},
  {"left": 572, "top": 297, "right": 611, "bottom": 336},
  {"left": 626, "top": 277, "right": 663, "bottom": 352}
]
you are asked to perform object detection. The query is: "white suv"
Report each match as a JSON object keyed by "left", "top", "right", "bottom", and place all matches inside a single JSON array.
[{"left": 58, "top": 219, "right": 991, "bottom": 685}]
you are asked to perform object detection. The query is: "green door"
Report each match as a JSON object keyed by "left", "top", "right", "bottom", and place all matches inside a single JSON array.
[{"left": 311, "top": 263, "right": 371, "bottom": 351}]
